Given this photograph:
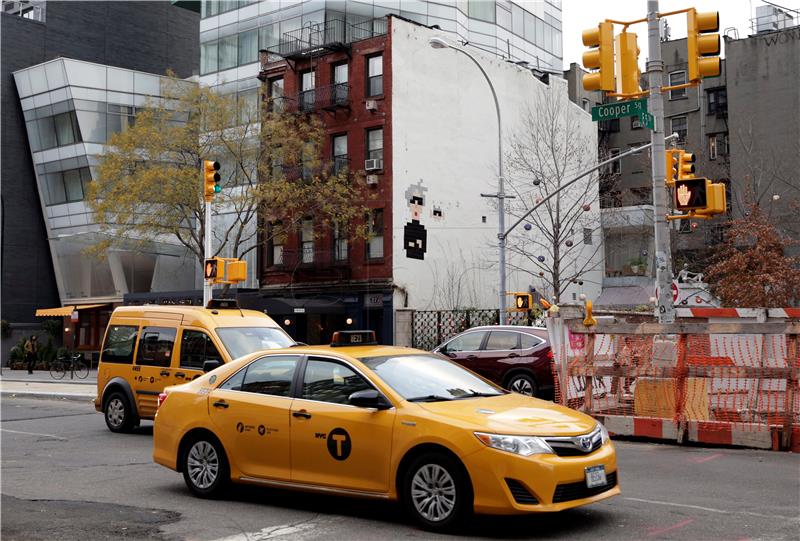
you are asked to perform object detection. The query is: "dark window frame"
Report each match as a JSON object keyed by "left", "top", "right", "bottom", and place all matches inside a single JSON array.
[
  {"left": 366, "top": 54, "right": 383, "bottom": 97},
  {"left": 135, "top": 326, "right": 177, "bottom": 368},
  {"left": 300, "top": 357, "right": 375, "bottom": 405}
]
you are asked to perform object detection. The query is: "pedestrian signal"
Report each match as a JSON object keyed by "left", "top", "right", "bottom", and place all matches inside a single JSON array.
[
  {"left": 204, "top": 258, "right": 219, "bottom": 281},
  {"left": 513, "top": 293, "right": 532, "bottom": 311}
]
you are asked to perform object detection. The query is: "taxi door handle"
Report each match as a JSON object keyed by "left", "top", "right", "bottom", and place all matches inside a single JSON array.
[
  {"left": 175, "top": 372, "right": 186, "bottom": 378},
  {"left": 160, "top": 370, "right": 170, "bottom": 377},
  {"left": 508, "top": 353, "right": 519, "bottom": 358},
  {"left": 213, "top": 400, "right": 229, "bottom": 409},
  {"left": 466, "top": 355, "right": 477, "bottom": 360},
  {"left": 292, "top": 411, "right": 312, "bottom": 419}
]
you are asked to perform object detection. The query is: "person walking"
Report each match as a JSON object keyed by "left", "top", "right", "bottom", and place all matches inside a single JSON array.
[{"left": 24, "top": 335, "right": 38, "bottom": 374}]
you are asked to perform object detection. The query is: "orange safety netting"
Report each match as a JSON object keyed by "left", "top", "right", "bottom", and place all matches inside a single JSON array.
[{"left": 552, "top": 331, "right": 800, "bottom": 434}]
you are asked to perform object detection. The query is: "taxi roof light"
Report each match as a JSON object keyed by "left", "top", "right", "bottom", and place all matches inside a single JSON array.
[{"left": 331, "top": 330, "right": 378, "bottom": 347}]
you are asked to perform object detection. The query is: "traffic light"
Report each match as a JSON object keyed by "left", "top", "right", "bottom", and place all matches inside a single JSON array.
[
  {"left": 687, "top": 9, "right": 720, "bottom": 82},
  {"left": 666, "top": 149, "right": 680, "bottom": 186},
  {"left": 677, "top": 151, "right": 696, "bottom": 180},
  {"left": 204, "top": 258, "right": 219, "bottom": 281},
  {"left": 203, "top": 160, "right": 221, "bottom": 201},
  {"left": 225, "top": 260, "right": 247, "bottom": 283},
  {"left": 674, "top": 178, "right": 708, "bottom": 211},
  {"left": 695, "top": 181, "right": 727, "bottom": 217},
  {"left": 514, "top": 293, "right": 532, "bottom": 311},
  {"left": 582, "top": 21, "right": 615, "bottom": 92},
  {"left": 615, "top": 31, "right": 641, "bottom": 95}
]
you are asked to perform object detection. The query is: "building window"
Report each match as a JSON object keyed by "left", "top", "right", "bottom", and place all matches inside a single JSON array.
[
  {"left": 367, "top": 54, "right": 383, "bottom": 97},
  {"left": 367, "top": 209, "right": 384, "bottom": 259},
  {"left": 301, "top": 218, "right": 314, "bottom": 263},
  {"left": 333, "top": 63, "right": 349, "bottom": 105},
  {"left": 709, "top": 135, "right": 718, "bottom": 160},
  {"left": 267, "top": 77, "right": 284, "bottom": 112},
  {"left": 300, "top": 70, "right": 315, "bottom": 112},
  {"left": 608, "top": 148, "right": 621, "bottom": 174},
  {"left": 669, "top": 71, "right": 687, "bottom": 100},
  {"left": 468, "top": 0, "right": 495, "bottom": 22},
  {"left": 333, "top": 222, "right": 348, "bottom": 262},
  {"left": 238, "top": 29, "right": 258, "bottom": 66},
  {"left": 631, "top": 115, "right": 642, "bottom": 129},
  {"left": 366, "top": 128, "right": 383, "bottom": 162},
  {"left": 43, "top": 167, "right": 92, "bottom": 206},
  {"left": 218, "top": 34, "right": 238, "bottom": 71},
  {"left": 582, "top": 98, "right": 589, "bottom": 111},
  {"left": 583, "top": 228, "right": 593, "bottom": 245},
  {"left": 268, "top": 221, "right": 284, "bottom": 266},
  {"left": 238, "top": 88, "right": 258, "bottom": 125},
  {"left": 707, "top": 88, "right": 727, "bottom": 116},
  {"left": 201, "top": 41, "right": 218, "bottom": 74},
  {"left": 332, "top": 134, "right": 348, "bottom": 175},
  {"left": 671, "top": 116, "right": 687, "bottom": 142}
]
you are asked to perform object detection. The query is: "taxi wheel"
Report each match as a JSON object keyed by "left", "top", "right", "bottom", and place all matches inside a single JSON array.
[
  {"left": 402, "top": 452, "right": 471, "bottom": 532},
  {"left": 506, "top": 372, "right": 538, "bottom": 397},
  {"left": 104, "top": 392, "right": 135, "bottom": 433},
  {"left": 182, "top": 436, "right": 229, "bottom": 498}
]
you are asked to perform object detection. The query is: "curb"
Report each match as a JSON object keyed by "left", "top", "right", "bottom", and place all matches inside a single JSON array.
[
  {"left": 1, "top": 390, "right": 95, "bottom": 403},
  {"left": 0, "top": 377, "right": 96, "bottom": 386}
]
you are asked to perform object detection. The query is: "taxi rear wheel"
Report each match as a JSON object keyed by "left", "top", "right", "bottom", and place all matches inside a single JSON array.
[
  {"left": 402, "top": 452, "right": 471, "bottom": 532},
  {"left": 104, "top": 392, "right": 135, "bottom": 433},
  {"left": 182, "top": 435, "right": 229, "bottom": 498}
]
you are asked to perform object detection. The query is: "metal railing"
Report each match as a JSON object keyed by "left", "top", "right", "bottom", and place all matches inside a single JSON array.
[
  {"left": 286, "top": 83, "right": 350, "bottom": 113},
  {"left": 270, "top": 16, "right": 388, "bottom": 59}
]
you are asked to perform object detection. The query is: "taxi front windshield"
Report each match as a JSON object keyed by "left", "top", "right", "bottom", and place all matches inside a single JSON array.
[
  {"left": 215, "top": 327, "right": 294, "bottom": 359},
  {"left": 361, "top": 354, "right": 504, "bottom": 402}
]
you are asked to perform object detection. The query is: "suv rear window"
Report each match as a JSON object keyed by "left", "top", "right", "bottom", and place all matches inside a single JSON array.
[
  {"left": 136, "top": 327, "right": 177, "bottom": 367},
  {"left": 101, "top": 325, "right": 138, "bottom": 364}
]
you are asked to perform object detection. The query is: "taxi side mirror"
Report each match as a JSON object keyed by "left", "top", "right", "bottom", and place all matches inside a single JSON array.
[
  {"left": 348, "top": 389, "right": 392, "bottom": 410},
  {"left": 203, "top": 360, "right": 222, "bottom": 373}
]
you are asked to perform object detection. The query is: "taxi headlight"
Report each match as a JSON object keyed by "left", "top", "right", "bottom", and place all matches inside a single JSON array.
[
  {"left": 474, "top": 432, "right": 553, "bottom": 456},
  {"left": 598, "top": 422, "right": 610, "bottom": 444}
]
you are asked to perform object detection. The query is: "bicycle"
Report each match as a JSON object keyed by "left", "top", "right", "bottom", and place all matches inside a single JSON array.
[{"left": 50, "top": 352, "right": 89, "bottom": 380}]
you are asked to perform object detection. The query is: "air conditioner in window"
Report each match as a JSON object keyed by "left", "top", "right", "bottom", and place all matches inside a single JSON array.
[
  {"left": 365, "top": 99, "right": 378, "bottom": 111},
  {"left": 366, "top": 174, "right": 379, "bottom": 186},
  {"left": 365, "top": 159, "right": 383, "bottom": 171}
]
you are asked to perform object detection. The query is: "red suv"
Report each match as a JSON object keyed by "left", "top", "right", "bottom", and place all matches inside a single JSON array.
[{"left": 433, "top": 326, "right": 553, "bottom": 398}]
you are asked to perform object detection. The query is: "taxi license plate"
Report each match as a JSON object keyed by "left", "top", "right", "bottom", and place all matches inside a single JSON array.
[{"left": 585, "top": 465, "right": 607, "bottom": 488}]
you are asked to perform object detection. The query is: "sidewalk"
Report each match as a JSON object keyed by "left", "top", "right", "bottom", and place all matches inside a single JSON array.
[{"left": 0, "top": 368, "right": 97, "bottom": 402}]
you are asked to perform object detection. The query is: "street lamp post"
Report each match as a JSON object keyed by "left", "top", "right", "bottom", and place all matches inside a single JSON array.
[{"left": 429, "top": 37, "right": 509, "bottom": 324}]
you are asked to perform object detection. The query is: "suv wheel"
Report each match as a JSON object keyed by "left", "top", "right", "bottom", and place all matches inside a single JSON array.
[
  {"left": 104, "top": 392, "right": 135, "bottom": 433},
  {"left": 402, "top": 452, "right": 471, "bottom": 532},
  {"left": 507, "top": 372, "right": 538, "bottom": 397},
  {"left": 182, "top": 436, "right": 229, "bottom": 498}
]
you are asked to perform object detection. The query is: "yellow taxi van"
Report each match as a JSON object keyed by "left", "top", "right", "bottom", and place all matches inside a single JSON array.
[{"left": 95, "top": 300, "right": 294, "bottom": 433}]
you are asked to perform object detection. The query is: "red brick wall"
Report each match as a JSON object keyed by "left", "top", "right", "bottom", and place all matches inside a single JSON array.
[{"left": 259, "top": 27, "right": 394, "bottom": 287}]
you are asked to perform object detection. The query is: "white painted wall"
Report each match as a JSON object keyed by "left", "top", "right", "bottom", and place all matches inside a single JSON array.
[{"left": 390, "top": 18, "right": 602, "bottom": 312}]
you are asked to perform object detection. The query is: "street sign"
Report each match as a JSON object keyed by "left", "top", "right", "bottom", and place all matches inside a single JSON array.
[
  {"left": 640, "top": 111, "right": 655, "bottom": 130},
  {"left": 591, "top": 97, "right": 648, "bottom": 122}
]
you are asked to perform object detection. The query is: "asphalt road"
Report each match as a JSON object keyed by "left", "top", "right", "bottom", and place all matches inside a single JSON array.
[{"left": 1, "top": 396, "right": 798, "bottom": 541}]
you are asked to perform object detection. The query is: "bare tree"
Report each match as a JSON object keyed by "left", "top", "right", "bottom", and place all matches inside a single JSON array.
[{"left": 504, "top": 86, "right": 604, "bottom": 303}]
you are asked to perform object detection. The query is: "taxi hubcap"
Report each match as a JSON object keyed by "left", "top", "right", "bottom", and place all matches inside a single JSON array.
[
  {"left": 106, "top": 398, "right": 125, "bottom": 427},
  {"left": 187, "top": 441, "right": 219, "bottom": 490},
  {"left": 510, "top": 377, "right": 534, "bottom": 396},
  {"left": 411, "top": 464, "right": 456, "bottom": 522}
]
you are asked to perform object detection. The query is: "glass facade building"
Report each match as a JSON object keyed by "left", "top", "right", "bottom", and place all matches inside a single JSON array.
[
  {"left": 198, "top": 0, "right": 563, "bottom": 87},
  {"left": 14, "top": 58, "right": 197, "bottom": 305}
]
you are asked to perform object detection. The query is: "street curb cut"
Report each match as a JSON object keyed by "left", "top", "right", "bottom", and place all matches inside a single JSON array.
[{"left": 1, "top": 390, "right": 95, "bottom": 403}]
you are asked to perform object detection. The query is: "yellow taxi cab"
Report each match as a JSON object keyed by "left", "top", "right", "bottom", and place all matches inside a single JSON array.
[
  {"left": 153, "top": 330, "right": 619, "bottom": 532},
  {"left": 95, "top": 300, "right": 294, "bottom": 433}
]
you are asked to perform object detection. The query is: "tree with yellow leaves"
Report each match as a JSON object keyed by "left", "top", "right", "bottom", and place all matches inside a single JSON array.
[{"left": 86, "top": 75, "right": 367, "bottom": 272}]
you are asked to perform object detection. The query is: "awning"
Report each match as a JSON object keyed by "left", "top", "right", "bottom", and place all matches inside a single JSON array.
[
  {"left": 35, "top": 306, "right": 75, "bottom": 317},
  {"left": 35, "top": 303, "right": 110, "bottom": 317}
]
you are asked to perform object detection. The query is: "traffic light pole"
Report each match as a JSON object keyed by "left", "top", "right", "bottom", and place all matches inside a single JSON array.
[
  {"left": 203, "top": 200, "right": 212, "bottom": 307},
  {"left": 647, "top": 0, "right": 676, "bottom": 323}
]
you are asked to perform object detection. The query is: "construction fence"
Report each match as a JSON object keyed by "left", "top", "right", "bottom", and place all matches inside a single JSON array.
[
  {"left": 547, "top": 307, "right": 800, "bottom": 451},
  {"left": 411, "top": 309, "right": 545, "bottom": 350}
]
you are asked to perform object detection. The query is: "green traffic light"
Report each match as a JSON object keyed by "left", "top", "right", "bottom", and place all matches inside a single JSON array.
[{"left": 214, "top": 185, "right": 221, "bottom": 193}]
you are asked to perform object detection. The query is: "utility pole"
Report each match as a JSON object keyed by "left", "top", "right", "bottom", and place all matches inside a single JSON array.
[{"left": 647, "top": 0, "right": 675, "bottom": 323}]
